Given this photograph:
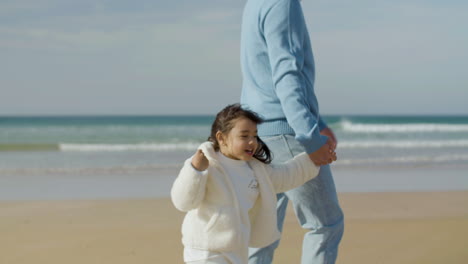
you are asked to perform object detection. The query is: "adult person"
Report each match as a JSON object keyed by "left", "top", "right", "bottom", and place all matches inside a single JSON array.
[{"left": 240, "top": 0, "right": 344, "bottom": 263}]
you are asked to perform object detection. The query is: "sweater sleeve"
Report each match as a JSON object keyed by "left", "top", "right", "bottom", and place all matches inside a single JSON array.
[
  {"left": 318, "top": 115, "right": 328, "bottom": 131},
  {"left": 170, "top": 157, "right": 209, "bottom": 212},
  {"left": 263, "top": 0, "right": 327, "bottom": 153},
  {"left": 265, "top": 152, "right": 320, "bottom": 193}
]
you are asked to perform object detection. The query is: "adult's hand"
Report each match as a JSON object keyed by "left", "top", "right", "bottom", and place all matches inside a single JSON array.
[
  {"left": 320, "top": 127, "right": 338, "bottom": 150},
  {"left": 308, "top": 138, "right": 337, "bottom": 166}
]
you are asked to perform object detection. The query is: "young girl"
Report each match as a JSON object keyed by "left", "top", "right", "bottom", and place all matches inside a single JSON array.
[{"left": 171, "top": 104, "right": 320, "bottom": 264}]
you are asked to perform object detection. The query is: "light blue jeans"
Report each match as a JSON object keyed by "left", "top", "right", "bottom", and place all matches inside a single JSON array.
[{"left": 249, "top": 135, "right": 344, "bottom": 264}]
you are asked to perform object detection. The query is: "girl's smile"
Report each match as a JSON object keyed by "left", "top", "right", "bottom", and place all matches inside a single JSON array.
[{"left": 218, "top": 117, "right": 259, "bottom": 161}]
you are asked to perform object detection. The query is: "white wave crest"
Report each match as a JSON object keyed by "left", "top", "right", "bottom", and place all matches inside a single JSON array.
[
  {"left": 58, "top": 140, "right": 468, "bottom": 152},
  {"left": 341, "top": 120, "right": 468, "bottom": 133},
  {"left": 0, "top": 164, "right": 182, "bottom": 175},
  {"left": 336, "top": 154, "right": 468, "bottom": 165},
  {"left": 339, "top": 140, "right": 468, "bottom": 149},
  {"left": 59, "top": 142, "right": 200, "bottom": 152}
]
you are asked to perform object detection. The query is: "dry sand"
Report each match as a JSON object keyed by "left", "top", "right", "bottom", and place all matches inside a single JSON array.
[{"left": 1, "top": 191, "right": 467, "bottom": 264}]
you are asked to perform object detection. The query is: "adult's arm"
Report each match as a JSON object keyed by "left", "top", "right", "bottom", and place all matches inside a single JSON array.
[{"left": 263, "top": 0, "right": 328, "bottom": 154}]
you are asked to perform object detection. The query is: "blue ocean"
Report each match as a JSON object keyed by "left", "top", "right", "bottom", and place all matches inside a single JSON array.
[{"left": 1, "top": 115, "right": 467, "bottom": 199}]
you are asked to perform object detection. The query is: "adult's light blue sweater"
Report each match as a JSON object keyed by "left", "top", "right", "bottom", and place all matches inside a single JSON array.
[{"left": 240, "top": 0, "right": 328, "bottom": 154}]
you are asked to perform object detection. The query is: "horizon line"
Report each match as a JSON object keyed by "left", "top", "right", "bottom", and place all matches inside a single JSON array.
[{"left": 1, "top": 113, "right": 468, "bottom": 118}]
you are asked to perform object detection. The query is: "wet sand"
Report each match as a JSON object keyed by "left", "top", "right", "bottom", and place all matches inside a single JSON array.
[{"left": 1, "top": 191, "right": 467, "bottom": 264}]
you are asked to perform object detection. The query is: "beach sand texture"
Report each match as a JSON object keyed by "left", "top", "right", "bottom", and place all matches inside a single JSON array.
[{"left": 1, "top": 191, "right": 467, "bottom": 264}]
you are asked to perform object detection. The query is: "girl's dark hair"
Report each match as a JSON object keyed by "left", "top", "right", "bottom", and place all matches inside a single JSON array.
[{"left": 208, "top": 104, "right": 272, "bottom": 164}]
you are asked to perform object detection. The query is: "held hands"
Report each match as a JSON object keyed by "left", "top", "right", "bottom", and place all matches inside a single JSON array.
[
  {"left": 309, "top": 127, "right": 337, "bottom": 166},
  {"left": 191, "top": 149, "right": 209, "bottom": 171},
  {"left": 308, "top": 138, "right": 337, "bottom": 166},
  {"left": 320, "top": 127, "right": 338, "bottom": 149}
]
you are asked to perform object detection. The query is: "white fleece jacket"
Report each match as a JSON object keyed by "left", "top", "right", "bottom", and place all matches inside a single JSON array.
[{"left": 171, "top": 142, "right": 319, "bottom": 252}]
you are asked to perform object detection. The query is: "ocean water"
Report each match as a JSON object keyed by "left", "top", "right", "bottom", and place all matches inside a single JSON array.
[{"left": 1, "top": 115, "right": 467, "bottom": 199}]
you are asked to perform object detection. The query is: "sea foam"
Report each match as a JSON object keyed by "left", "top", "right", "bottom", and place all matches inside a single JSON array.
[
  {"left": 59, "top": 142, "right": 200, "bottom": 152},
  {"left": 340, "top": 120, "right": 468, "bottom": 133},
  {"left": 338, "top": 140, "right": 468, "bottom": 148},
  {"left": 57, "top": 139, "right": 468, "bottom": 152}
]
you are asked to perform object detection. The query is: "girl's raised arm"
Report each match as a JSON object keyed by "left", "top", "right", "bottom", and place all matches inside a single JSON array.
[{"left": 171, "top": 152, "right": 209, "bottom": 212}]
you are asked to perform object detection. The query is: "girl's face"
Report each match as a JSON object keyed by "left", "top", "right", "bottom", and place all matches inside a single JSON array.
[{"left": 218, "top": 117, "right": 259, "bottom": 161}]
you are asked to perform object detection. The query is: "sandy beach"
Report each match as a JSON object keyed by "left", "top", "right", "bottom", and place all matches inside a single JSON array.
[{"left": 1, "top": 191, "right": 467, "bottom": 264}]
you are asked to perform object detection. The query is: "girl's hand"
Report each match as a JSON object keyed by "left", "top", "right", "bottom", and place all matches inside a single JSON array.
[{"left": 191, "top": 149, "right": 209, "bottom": 171}]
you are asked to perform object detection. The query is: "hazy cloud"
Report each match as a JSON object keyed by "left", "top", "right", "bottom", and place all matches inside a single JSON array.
[{"left": 1, "top": 0, "right": 467, "bottom": 115}]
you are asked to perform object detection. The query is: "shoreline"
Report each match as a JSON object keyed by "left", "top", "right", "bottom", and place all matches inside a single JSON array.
[
  {"left": 1, "top": 191, "right": 467, "bottom": 264},
  {"left": 1, "top": 165, "right": 467, "bottom": 201}
]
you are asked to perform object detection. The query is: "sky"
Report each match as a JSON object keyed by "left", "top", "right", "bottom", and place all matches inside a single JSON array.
[{"left": 1, "top": 0, "right": 467, "bottom": 116}]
